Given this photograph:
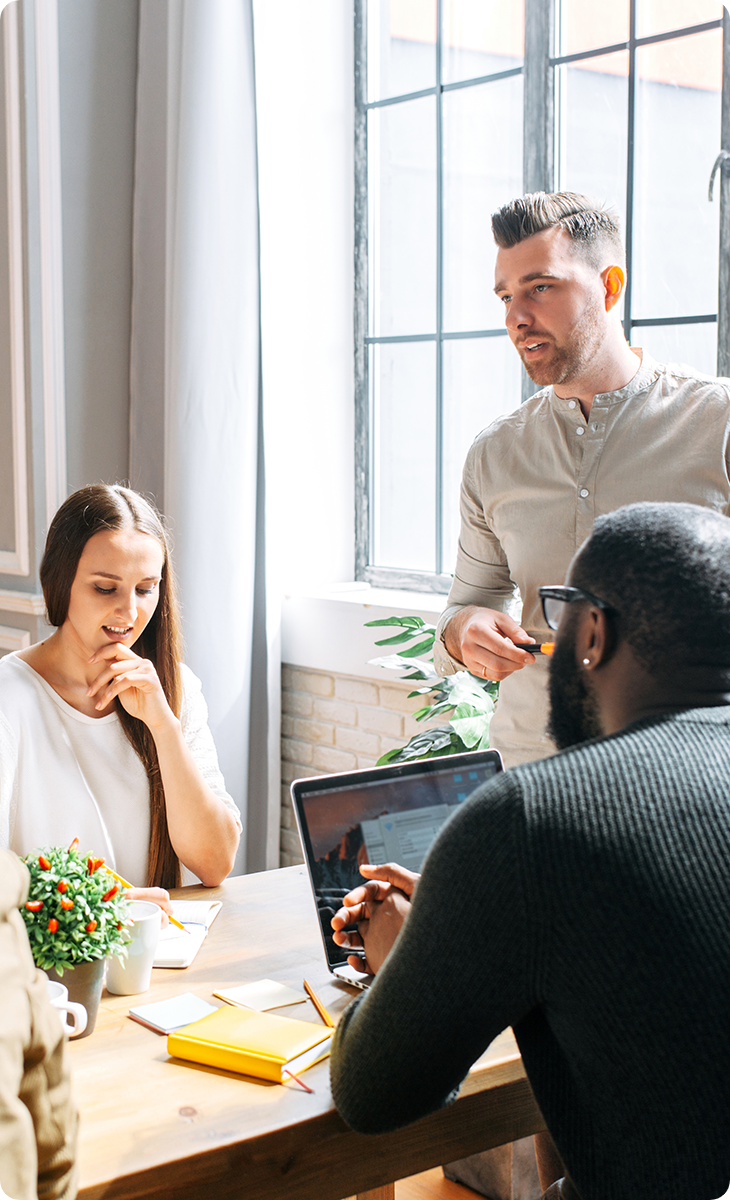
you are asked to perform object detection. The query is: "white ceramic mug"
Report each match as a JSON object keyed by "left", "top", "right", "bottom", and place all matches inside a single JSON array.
[
  {"left": 106, "top": 900, "right": 161, "bottom": 995},
  {"left": 46, "top": 980, "right": 88, "bottom": 1038}
]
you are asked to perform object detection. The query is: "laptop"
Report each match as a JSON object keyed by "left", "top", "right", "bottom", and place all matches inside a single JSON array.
[{"left": 291, "top": 748, "right": 503, "bottom": 988}]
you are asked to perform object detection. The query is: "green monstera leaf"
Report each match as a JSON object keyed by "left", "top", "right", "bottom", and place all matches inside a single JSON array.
[{"left": 366, "top": 616, "right": 498, "bottom": 766}]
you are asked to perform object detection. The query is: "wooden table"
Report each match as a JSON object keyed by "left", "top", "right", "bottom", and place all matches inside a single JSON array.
[{"left": 69, "top": 866, "right": 544, "bottom": 1200}]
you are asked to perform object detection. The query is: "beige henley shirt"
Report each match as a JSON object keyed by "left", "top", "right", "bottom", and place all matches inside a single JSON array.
[{"left": 434, "top": 351, "right": 730, "bottom": 767}]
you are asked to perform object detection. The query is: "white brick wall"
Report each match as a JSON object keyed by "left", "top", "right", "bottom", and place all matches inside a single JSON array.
[{"left": 280, "top": 663, "right": 442, "bottom": 867}]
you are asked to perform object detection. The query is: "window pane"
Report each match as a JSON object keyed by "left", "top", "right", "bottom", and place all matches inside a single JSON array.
[
  {"left": 633, "top": 322, "right": 717, "bottom": 375},
  {"left": 638, "top": 23, "right": 722, "bottom": 91},
  {"left": 636, "top": 0, "right": 722, "bottom": 40},
  {"left": 555, "top": 52, "right": 628, "bottom": 239},
  {"left": 443, "top": 76, "right": 523, "bottom": 333},
  {"left": 368, "top": 0, "right": 436, "bottom": 103},
  {"left": 633, "top": 30, "right": 721, "bottom": 320},
  {"left": 442, "top": 337, "right": 522, "bottom": 572},
  {"left": 369, "top": 97, "right": 437, "bottom": 337},
  {"left": 442, "top": 0, "right": 523, "bottom": 86},
  {"left": 372, "top": 341, "right": 437, "bottom": 571},
  {"left": 557, "top": 0, "right": 629, "bottom": 57}
]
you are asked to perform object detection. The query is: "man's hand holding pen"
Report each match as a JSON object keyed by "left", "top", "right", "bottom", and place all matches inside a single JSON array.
[{"left": 331, "top": 862, "right": 419, "bottom": 975}]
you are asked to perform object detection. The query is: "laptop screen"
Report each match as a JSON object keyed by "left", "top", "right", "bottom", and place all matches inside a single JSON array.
[{"left": 291, "top": 749, "right": 502, "bottom": 972}]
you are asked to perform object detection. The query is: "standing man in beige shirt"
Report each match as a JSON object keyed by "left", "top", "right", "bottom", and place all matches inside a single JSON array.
[{"left": 435, "top": 191, "right": 730, "bottom": 768}]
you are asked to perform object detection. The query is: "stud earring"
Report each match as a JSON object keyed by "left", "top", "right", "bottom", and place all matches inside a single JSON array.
[{"left": 582, "top": 658, "right": 590, "bottom": 666}]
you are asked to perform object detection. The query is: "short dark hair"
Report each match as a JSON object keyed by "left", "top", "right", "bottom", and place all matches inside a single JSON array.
[
  {"left": 492, "top": 191, "right": 624, "bottom": 270},
  {"left": 572, "top": 502, "right": 730, "bottom": 681}
]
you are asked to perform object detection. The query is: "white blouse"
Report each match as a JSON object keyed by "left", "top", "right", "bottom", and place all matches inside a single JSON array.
[{"left": 0, "top": 653, "right": 240, "bottom": 885}]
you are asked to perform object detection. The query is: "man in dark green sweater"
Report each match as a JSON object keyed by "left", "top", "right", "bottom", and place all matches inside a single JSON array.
[{"left": 330, "top": 502, "right": 730, "bottom": 1200}]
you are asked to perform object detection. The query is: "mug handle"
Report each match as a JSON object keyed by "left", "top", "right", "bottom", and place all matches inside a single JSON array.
[{"left": 63, "top": 1000, "right": 88, "bottom": 1038}]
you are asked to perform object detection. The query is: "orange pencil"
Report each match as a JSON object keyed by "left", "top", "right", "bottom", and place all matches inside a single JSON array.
[
  {"left": 105, "top": 867, "right": 189, "bottom": 933},
  {"left": 303, "top": 978, "right": 335, "bottom": 1029}
]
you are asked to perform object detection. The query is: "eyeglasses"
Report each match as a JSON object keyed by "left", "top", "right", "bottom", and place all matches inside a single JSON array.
[{"left": 538, "top": 585, "right": 617, "bottom": 631}]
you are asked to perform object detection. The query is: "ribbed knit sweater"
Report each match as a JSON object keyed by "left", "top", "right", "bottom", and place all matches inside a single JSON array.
[{"left": 330, "top": 708, "right": 730, "bottom": 1200}]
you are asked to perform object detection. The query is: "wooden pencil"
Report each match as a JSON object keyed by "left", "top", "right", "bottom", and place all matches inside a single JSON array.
[
  {"left": 105, "top": 867, "right": 189, "bottom": 933},
  {"left": 303, "top": 978, "right": 335, "bottom": 1028}
]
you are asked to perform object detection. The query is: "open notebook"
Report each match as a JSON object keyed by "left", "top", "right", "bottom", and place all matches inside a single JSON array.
[{"left": 153, "top": 899, "right": 222, "bottom": 969}]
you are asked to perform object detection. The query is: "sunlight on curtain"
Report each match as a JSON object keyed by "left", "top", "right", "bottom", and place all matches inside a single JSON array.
[{"left": 130, "top": 0, "right": 280, "bottom": 874}]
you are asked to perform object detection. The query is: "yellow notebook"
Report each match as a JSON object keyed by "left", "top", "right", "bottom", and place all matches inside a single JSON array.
[{"left": 167, "top": 1004, "right": 333, "bottom": 1082}]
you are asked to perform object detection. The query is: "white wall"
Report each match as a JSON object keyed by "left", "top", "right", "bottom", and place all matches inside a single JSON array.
[
  {"left": 254, "top": 0, "right": 355, "bottom": 594},
  {"left": 282, "top": 584, "right": 444, "bottom": 680},
  {"left": 0, "top": 0, "right": 139, "bottom": 649}
]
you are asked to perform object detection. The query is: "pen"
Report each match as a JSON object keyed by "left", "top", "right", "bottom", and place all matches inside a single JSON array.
[
  {"left": 104, "top": 868, "right": 189, "bottom": 933},
  {"left": 303, "top": 978, "right": 335, "bottom": 1029},
  {"left": 514, "top": 642, "right": 555, "bottom": 656}
]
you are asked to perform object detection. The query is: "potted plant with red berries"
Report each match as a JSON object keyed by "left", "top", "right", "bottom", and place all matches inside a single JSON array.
[{"left": 20, "top": 839, "right": 131, "bottom": 1036}]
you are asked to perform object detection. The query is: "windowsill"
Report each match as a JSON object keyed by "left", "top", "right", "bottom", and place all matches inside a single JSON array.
[{"left": 281, "top": 582, "right": 446, "bottom": 681}]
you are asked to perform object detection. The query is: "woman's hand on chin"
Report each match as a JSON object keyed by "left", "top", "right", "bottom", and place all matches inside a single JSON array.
[
  {"left": 87, "top": 644, "right": 175, "bottom": 731},
  {"left": 124, "top": 886, "right": 173, "bottom": 922}
]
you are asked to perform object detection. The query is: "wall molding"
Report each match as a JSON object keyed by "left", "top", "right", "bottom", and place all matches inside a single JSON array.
[
  {"left": 34, "top": 0, "right": 66, "bottom": 527},
  {"left": 0, "top": 1, "right": 29, "bottom": 577},
  {"left": 0, "top": 622, "right": 31, "bottom": 650},
  {"left": 0, "top": 587, "right": 45, "bottom": 616}
]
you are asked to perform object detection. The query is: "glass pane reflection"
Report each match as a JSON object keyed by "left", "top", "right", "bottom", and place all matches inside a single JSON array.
[
  {"left": 442, "top": 0, "right": 523, "bottom": 86},
  {"left": 443, "top": 76, "right": 523, "bottom": 333},
  {"left": 557, "top": 0, "right": 629, "bottom": 57},
  {"left": 556, "top": 52, "right": 628, "bottom": 241},
  {"left": 368, "top": 0, "right": 436, "bottom": 104},
  {"left": 372, "top": 341, "right": 437, "bottom": 572},
  {"left": 369, "top": 97, "right": 437, "bottom": 337},
  {"left": 636, "top": 0, "right": 722, "bottom": 40},
  {"left": 441, "top": 337, "right": 522, "bottom": 572},
  {"left": 632, "top": 31, "right": 721, "bottom": 320},
  {"left": 632, "top": 322, "right": 717, "bottom": 375}
]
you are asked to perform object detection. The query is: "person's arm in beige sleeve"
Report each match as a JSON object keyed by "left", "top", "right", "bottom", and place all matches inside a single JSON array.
[
  {"left": 435, "top": 448, "right": 537, "bottom": 682},
  {"left": 0, "top": 852, "right": 78, "bottom": 1200}
]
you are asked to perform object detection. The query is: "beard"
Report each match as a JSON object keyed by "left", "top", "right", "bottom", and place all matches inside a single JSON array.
[
  {"left": 547, "top": 624, "right": 604, "bottom": 750},
  {"left": 518, "top": 296, "right": 604, "bottom": 387}
]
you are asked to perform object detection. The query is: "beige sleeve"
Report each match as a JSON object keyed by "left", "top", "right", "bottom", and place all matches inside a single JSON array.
[
  {"left": 434, "top": 442, "right": 519, "bottom": 677},
  {"left": 449, "top": 442, "right": 518, "bottom": 609},
  {"left": 0, "top": 857, "right": 78, "bottom": 1200}
]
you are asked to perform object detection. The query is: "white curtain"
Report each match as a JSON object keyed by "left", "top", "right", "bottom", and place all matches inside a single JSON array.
[{"left": 130, "top": 0, "right": 280, "bottom": 874}]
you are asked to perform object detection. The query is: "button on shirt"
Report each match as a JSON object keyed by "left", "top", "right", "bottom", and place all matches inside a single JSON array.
[{"left": 434, "top": 352, "right": 730, "bottom": 766}]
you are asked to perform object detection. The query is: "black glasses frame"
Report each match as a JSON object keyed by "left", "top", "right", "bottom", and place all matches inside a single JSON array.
[{"left": 538, "top": 586, "right": 618, "bottom": 631}]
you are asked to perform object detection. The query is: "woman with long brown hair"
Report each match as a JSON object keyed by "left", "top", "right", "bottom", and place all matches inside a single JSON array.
[{"left": 0, "top": 485, "right": 240, "bottom": 898}]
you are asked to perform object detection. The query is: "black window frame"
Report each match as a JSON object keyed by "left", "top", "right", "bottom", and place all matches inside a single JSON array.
[{"left": 355, "top": 0, "right": 730, "bottom": 592}]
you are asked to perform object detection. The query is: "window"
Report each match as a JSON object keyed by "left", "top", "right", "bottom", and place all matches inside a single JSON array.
[{"left": 355, "top": 0, "right": 729, "bottom": 590}]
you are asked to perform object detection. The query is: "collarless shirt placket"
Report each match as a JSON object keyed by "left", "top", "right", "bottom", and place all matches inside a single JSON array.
[{"left": 573, "top": 397, "right": 611, "bottom": 548}]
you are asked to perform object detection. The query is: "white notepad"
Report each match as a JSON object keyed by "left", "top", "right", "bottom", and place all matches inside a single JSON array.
[
  {"left": 128, "top": 992, "right": 218, "bottom": 1033},
  {"left": 153, "top": 900, "right": 222, "bottom": 969},
  {"left": 213, "top": 979, "right": 306, "bottom": 1011}
]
